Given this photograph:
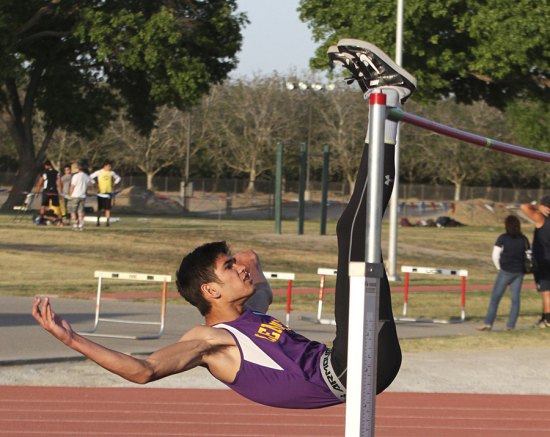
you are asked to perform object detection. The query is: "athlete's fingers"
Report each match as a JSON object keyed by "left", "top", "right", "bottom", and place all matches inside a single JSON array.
[
  {"left": 31, "top": 296, "right": 43, "bottom": 321},
  {"left": 42, "top": 297, "right": 53, "bottom": 324}
]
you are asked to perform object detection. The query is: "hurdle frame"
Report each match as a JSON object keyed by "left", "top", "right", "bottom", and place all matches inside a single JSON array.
[
  {"left": 396, "top": 265, "right": 468, "bottom": 324},
  {"left": 79, "top": 271, "right": 171, "bottom": 340},
  {"left": 301, "top": 268, "right": 337, "bottom": 325},
  {"left": 264, "top": 271, "right": 295, "bottom": 327}
]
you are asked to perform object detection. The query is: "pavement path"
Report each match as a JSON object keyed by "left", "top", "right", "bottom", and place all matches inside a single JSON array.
[{"left": 1, "top": 296, "right": 549, "bottom": 395}]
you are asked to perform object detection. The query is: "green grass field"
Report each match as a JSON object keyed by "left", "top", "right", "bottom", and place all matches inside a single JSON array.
[{"left": 1, "top": 213, "right": 546, "bottom": 350}]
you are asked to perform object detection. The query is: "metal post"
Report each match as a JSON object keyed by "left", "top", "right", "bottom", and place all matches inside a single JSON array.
[
  {"left": 403, "top": 271, "right": 410, "bottom": 316},
  {"left": 286, "top": 280, "right": 293, "bottom": 327},
  {"left": 184, "top": 112, "right": 191, "bottom": 211},
  {"left": 275, "top": 142, "right": 284, "bottom": 234},
  {"left": 388, "top": 0, "right": 405, "bottom": 281},
  {"left": 305, "top": 104, "right": 312, "bottom": 201},
  {"left": 396, "top": 0, "right": 404, "bottom": 66},
  {"left": 461, "top": 276, "right": 467, "bottom": 321},
  {"left": 320, "top": 144, "right": 330, "bottom": 235},
  {"left": 345, "top": 91, "right": 386, "bottom": 437},
  {"left": 298, "top": 142, "right": 307, "bottom": 235}
]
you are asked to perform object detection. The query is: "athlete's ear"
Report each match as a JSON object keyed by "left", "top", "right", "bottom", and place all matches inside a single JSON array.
[{"left": 201, "top": 283, "right": 220, "bottom": 300}]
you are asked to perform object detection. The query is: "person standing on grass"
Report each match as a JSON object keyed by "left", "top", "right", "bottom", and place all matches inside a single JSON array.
[
  {"left": 521, "top": 196, "right": 550, "bottom": 328},
  {"left": 90, "top": 160, "right": 121, "bottom": 227},
  {"left": 32, "top": 40, "right": 411, "bottom": 408},
  {"left": 60, "top": 164, "right": 72, "bottom": 220},
  {"left": 67, "top": 162, "right": 91, "bottom": 231},
  {"left": 35, "top": 160, "right": 63, "bottom": 225},
  {"left": 478, "top": 215, "right": 529, "bottom": 331}
]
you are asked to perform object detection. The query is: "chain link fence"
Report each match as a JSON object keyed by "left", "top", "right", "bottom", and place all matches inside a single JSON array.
[
  {"left": 1, "top": 171, "right": 547, "bottom": 202},
  {"left": 1, "top": 171, "right": 548, "bottom": 223}
]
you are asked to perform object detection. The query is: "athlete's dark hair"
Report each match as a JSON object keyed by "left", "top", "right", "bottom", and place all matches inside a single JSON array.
[
  {"left": 504, "top": 215, "right": 522, "bottom": 238},
  {"left": 176, "top": 241, "right": 230, "bottom": 316}
]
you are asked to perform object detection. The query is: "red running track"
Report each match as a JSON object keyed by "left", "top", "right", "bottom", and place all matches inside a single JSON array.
[{"left": 1, "top": 386, "right": 548, "bottom": 436}]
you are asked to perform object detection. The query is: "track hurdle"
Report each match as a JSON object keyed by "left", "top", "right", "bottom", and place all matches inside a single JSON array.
[
  {"left": 302, "top": 268, "right": 337, "bottom": 325},
  {"left": 264, "top": 271, "right": 295, "bottom": 326},
  {"left": 79, "top": 271, "right": 171, "bottom": 340},
  {"left": 397, "top": 266, "right": 468, "bottom": 323}
]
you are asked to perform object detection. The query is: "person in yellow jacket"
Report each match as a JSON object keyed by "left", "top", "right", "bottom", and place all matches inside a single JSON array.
[{"left": 90, "top": 160, "right": 121, "bottom": 227}]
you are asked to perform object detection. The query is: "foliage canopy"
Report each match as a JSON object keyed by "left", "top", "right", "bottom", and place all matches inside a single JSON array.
[
  {"left": 298, "top": 0, "right": 550, "bottom": 108},
  {"left": 0, "top": 0, "right": 247, "bottom": 209}
]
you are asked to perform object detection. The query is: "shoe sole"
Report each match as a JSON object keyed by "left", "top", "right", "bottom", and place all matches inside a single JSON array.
[
  {"left": 327, "top": 45, "right": 370, "bottom": 92},
  {"left": 337, "top": 38, "right": 417, "bottom": 89}
]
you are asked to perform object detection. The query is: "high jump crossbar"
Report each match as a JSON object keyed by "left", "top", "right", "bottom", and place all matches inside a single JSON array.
[
  {"left": 387, "top": 107, "right": 550, "bottom": 162},
  {"left": 80, "top": 271, "right": 172, "bottom": 340},
  {"left": 263, "top": 271, "right": 295, "bottom": 327}
]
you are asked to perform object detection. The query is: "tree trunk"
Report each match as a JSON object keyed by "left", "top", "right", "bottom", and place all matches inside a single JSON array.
[
  {"left": 245, "top": 167, "right": 256, "bottom": 194},
  {"left": 453, "top": 182, "right": 461, "bottom": 201},
  {"left": 0, "top": 124, "right": 40, "bottom": 211},
  {"left": 146, "top": 173, "right": 155, "bottom": 191},
  {"left": 2, "top": 160, "right": 40, "bottom": 210},
  {"left": 1, "top": 70, "right": 53, "bottom": 211}
]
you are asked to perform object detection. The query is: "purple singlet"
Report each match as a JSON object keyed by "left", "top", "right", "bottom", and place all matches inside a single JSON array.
[{"left": 213, "top": 310, "right": 344, "bottom": 409}]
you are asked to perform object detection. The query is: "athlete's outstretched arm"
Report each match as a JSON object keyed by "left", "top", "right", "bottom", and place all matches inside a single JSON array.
[{"left": 32, "top": 296, "right": 230, "bottom": 384}]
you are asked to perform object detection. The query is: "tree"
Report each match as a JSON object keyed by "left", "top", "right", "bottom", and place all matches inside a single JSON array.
[
  {"left": 402, "top": 100, "right": 509, "bottom": 200},
  {"left": 106, "top": 107, "right": 189, "bottom": 191},
  {"left": 0, "top": 121, "right": 17, "bottom": 170},
  {"left": 0, "top": 0, "right": 246, "bottom": 210},
  {"left": 299, "top": 0, "right": 549, "bottom": 107},
  {"left": 504, "top": 99, "right": 550, "bottom": 188},
  {"left": 315, "top": 86, "right": 369, "bottom": 192},
  {"left": 204, "top": 76, "right": 299, "bottom": 193},
  {"left": 299, "top": 0, "right": 549, "bottom": 195}
]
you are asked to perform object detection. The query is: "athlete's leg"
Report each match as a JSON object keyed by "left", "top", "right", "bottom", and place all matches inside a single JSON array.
[
  {"left": 482, "top": 270, "right": 511, "bottom": 327},
  {"left": 330, "top": 137, "right": 400, "bottom": 394},
  {"left": 327, "top": 39, "right": 416, "bottom": 394},
  {"left": 96, "top": 196, "right": 104, "bottom": 226}
]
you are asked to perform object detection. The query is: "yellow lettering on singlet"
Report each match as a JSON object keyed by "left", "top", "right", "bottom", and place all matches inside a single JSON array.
[{"left": 254, "top": 319, "right": 287, "bottom": 343}]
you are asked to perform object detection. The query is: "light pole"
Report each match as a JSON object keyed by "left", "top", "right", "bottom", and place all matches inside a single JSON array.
[
  {"left": 183, "top": 112, "right": 192, "bottom": 211},
  {"left": 387, "top": 0, "right": 404, "bottom": 281}
]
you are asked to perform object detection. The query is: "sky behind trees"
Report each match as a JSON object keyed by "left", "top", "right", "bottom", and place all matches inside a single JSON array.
[{"left": 232, "top": 0, "right": 318, "bottom": 78}]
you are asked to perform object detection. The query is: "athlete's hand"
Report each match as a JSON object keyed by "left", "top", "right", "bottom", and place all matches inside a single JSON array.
[
  {"left": 234, "top": 250, "right": 267, "bottom": 285},
  {"left": 32, "top": 297, "right": 75, "bottom": 345},
  {"left": 539, "top": 204, "right": 550, "bottom": 217}
]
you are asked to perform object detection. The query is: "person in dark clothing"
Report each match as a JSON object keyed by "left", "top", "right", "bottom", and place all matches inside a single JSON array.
[
  {"left": 478, "top": 215, "right": 528, "bottom": 331},
  {"left": 521, "top": 196, "right": 550, "bottom": 328},
  {"left": 35, "top": 160, "right": 63, "bottom": 225}
]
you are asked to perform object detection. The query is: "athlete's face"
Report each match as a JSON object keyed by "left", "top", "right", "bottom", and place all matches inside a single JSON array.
[{"left": 211, "top": 253, "right": 254, "bottom": 301}]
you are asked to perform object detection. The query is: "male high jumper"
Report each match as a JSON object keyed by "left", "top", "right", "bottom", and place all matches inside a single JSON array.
[{"left": 33, "top": 40, "right": 416, "bottom": 409}]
